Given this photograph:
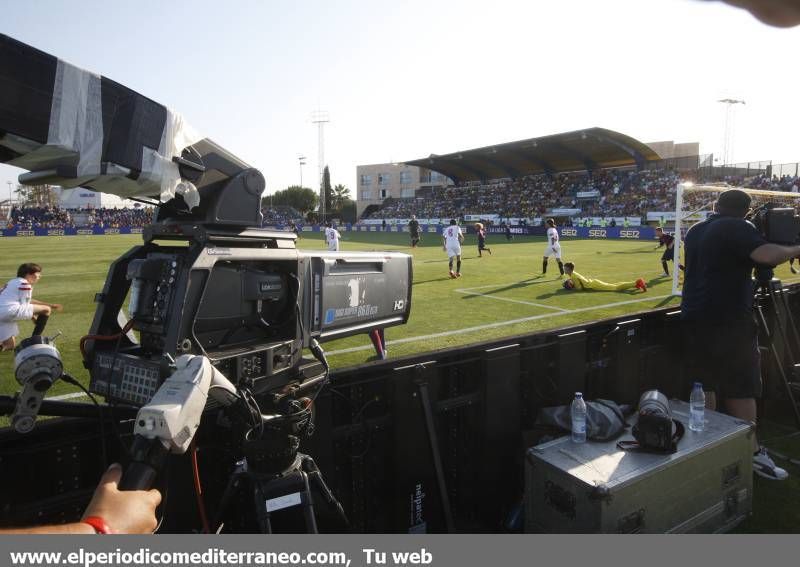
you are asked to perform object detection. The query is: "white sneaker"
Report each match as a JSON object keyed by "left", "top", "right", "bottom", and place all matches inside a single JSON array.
[
  {"left": 661, "top": 272, "right": 670, "bottom": 277},
  {"left": 753, "top": 447, "right": 789, "bottom": 480}
]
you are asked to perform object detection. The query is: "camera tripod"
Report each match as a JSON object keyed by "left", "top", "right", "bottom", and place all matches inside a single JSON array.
[
  {"left": 213, "top": 430, "right": 350, "bottom": 534},
  {"left": 753, "top": 270, "right": 800, "bottom": 429}
]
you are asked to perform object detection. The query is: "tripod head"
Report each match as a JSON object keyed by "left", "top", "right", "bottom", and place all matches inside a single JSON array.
[{"left": 754, "top": 264, "right": 775, "bottom": 286}]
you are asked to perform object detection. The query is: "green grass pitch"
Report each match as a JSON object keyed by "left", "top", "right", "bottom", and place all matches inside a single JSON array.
[{"left": 2, "top": 230, "right": 800, "bottom": 398}]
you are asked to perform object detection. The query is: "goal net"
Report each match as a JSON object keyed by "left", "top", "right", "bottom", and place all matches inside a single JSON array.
[{"left": 672, "top": 183, "right": 800, "bottom": 296}]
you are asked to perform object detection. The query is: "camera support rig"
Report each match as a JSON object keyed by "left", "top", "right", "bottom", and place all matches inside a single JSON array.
[
  {"left": 1, "top": 32, "right": 413, "bottom": 406},
  {"left": 1, "top": 33, "right": 412, "bottom": 532}
]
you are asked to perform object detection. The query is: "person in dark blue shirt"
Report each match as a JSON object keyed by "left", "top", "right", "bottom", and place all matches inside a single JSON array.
[{"left": 682, "top": 189, "right": 800, "bottom": 480}]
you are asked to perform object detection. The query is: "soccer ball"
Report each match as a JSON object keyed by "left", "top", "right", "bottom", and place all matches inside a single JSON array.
[{"left": 563, "top": 279, "right": 575, "bottom": 290}]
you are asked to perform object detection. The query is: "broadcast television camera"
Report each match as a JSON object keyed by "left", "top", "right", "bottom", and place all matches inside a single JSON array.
[
  {"left": 0, "top": 32, "right": 412, "bottom": 406},
  {"left": 1, "top": 33, "right": 414, "bottom": 531},
  {"left": 748, "top": 203, "right": 800, "bottom": 245}
]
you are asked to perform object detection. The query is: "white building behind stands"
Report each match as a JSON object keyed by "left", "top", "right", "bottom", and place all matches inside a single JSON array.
[
  {"left": 57, "top": 187, "right": 136, "bottom": 209},
  {"left": 356, "top": 163, "right": 453, "bottom": 216}
]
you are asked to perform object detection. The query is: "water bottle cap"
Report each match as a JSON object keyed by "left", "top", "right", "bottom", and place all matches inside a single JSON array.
[
  {"left": 575, "top": 392, "right": 583, "bottom": 398},
  {"left": 693, "top": 382, "right": 703, "bottom": 388}
]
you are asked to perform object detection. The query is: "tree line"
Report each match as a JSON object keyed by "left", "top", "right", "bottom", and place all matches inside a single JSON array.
[{"left": 263, "top": 165, "right": 355, "bottom": 223}]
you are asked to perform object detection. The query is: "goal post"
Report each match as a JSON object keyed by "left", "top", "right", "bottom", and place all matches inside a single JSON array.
[{"left": 672, "top": 183, "right": 800, "bottom": 296}]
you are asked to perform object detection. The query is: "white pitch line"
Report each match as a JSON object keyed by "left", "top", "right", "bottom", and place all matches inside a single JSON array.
[
  {"left": 454, "top": 288, "right": 568, "bottom": 311},
  {"left": 0, "top": 270, "right": 109, "bottom": 279},
  {"left": 48, "top": 391, "right": 88, "bottom": 401},
  {"left": 327, "top": 294, "right": 672, "bottom": 356}
]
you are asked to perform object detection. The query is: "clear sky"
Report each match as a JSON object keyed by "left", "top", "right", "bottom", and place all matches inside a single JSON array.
[{"left": 1, "top": 0, "right": 799, "bottom": 202}]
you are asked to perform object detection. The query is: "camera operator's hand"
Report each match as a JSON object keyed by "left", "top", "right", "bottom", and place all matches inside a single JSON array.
[
  {"left": 0, "top": 464, "right": 161, "bottom": 534},
  {"left": 81, "top": 463, "right": 162, "bottom": 534},
  {"left": 751, "top": 243, "right": 800, "bottom": 267}
]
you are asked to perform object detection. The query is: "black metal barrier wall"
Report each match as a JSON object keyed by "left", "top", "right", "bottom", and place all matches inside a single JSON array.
[{"left": 2, "top": 287, "right": 799, "bottom": 532}]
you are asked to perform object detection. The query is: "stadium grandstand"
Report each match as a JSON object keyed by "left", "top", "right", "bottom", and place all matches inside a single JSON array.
[
  {"left": 357, "top": 127, "right": 800, "bottom": 228},
  {"left": 3, "top": 204, "right": 154, "bottom": 230},
  {"left": 260, "top": 204, "right": 304, "bottom": 227}
]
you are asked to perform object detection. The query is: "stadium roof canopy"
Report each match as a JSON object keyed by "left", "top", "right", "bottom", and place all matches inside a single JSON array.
[{"left": 404, "top": 127, "right": 661, "bottom": 184}]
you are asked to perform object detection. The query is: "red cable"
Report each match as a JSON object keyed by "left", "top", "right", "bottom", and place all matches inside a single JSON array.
[{"left": 190, "top": 440, "right": 211, "bottom": 534}]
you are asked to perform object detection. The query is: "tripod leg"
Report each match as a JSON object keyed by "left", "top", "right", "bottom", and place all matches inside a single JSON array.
[
  {"left": 301, "top": 455, "right": 351, "bottom": 531},
  {"left": 415, "top": 378, "right": 456, "bottom": 533},
  {"left": 211, "top": 471, "right": 246, "bottom": 534},
  {"left": 755, "top": 302, "right": 800, "bottom": 429},
  {"left": 298, "top": 471, "right": 319, "bottom": 534},
  {"left": 775, "top": 287, "right": 800, "bottom": 359}
]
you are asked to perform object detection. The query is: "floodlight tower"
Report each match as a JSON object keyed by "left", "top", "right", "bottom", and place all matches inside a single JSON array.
[
  {"left": 311, "top": 110, "right": 330, "bottom": 222},
  {"left": 718, "top": 98, "right": 745, "bottom": 166},
  {"left": 298, "top": 155, "right": 306, "bottom": 188}
]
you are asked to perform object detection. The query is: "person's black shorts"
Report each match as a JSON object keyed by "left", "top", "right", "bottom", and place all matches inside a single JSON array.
[
  {"left": 661, "top": 247, "right": 674, "bottom": 262},
  {"left": 682, "top": 318, "right": 761, "bottom": 399}
]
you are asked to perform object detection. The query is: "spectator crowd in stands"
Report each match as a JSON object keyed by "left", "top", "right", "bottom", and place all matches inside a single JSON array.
[
  {"left": 7, "top": 169, "right": 800, "bottom": 231},
  {"left": 260, "top": 205, "right": 304, "bottom": 227},
  {"left": 6, "top": 205, "right": 154, "bottom": 230},
  {"left": 362, "top": 167, "right": 800, "bottom": 225}
]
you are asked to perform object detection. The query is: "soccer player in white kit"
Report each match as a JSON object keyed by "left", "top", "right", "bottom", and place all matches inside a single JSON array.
[
  {"left": 542, "top": 218, "right": 564, "bottom": 276},
  {"left": 442, "top": 219, "right": 464, "bottom": 278},
  {"left": 324, "top": 221, "right": 341, "bottom": 251},
  {"left": 0, "top": 263, "right": 63, "bottom": 351}
]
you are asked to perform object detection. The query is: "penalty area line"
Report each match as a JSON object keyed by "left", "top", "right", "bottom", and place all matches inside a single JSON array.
[
  {"left": 454, "top": 288, "right": 568, "bottom": 312},
  {"left": 327, "top": 293, "right": 672, "bottom": 356}
]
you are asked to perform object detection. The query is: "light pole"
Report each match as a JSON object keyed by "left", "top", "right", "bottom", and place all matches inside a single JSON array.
[
  {"left": 311, "top": 110, "right": 330, "bottom": 223},
  {"left": 299, "top": 156, "right": 306, "bottom": 188},
  {"left": 718, "top": 98, "right": 745, "bottom": 166},
  {"left": 6, "top": 181, "right": 12, "bottom": 202}
]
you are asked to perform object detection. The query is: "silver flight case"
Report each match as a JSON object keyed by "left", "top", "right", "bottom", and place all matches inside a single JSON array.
[{"left": 525, "top": 400, "right": 753, "bottom": 533}]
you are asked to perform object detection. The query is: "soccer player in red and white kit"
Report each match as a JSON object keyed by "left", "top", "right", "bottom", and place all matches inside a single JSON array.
[
  {"left": 442, "top": 219, "right": 464, "bottom": 278},
  {"left": 542, "top": 218, "right": 564, "bottom": 276},
  {"left": 0, "top": 263, "right": 63, "bottom": 351}
]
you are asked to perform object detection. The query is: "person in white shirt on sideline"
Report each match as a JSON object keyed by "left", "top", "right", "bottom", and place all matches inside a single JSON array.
[
  {"left": 442, "top": 219, "right": 464, "bottom": 278},
  {"left": 0, "top": 262, "right": 63, "bottom": 352}
]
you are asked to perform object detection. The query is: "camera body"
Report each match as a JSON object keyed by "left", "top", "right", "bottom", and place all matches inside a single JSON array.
[
  {"left": 0, "top": 32, "right": 414, "bottom": 408},
  {"left": 86, "top": 226, "right": 412, "bottom": 405},
  {"left": 748, "top": 204, "right": 800, "bottom": 245}
]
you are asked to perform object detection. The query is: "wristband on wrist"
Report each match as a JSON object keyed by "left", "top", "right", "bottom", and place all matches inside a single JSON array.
[{"left": 82, "top": 516, "right": 113, "bottom": 534}]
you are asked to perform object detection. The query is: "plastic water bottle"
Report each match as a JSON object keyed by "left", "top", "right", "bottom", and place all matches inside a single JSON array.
[
  {"left": 689, "top": 382, "right": 705, "bottom": 432},
  {"left": 571, "top": 392, "right": 587, "bottom": 443}
]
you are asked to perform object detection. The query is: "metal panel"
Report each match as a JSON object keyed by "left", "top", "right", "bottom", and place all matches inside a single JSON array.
[{"left": 525, "top": 400, "right": 754, "bottom": 533}]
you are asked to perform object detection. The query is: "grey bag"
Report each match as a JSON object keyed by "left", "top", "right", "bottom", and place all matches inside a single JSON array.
[{"left": 536, "top": 399, "right": 629, "bottom": 441}]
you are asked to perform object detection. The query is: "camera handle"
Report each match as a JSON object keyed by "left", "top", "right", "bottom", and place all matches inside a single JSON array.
[{"left": 118, "top": 354, "right": 242, "bottom": 491}]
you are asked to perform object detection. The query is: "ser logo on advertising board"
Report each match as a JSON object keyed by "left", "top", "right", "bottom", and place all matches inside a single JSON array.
[
  {"left": 588, "top": 229, "right": 607, "bottom": 238},
  {"left": 47, "top": 229, "right": 64, "bottom": 236},
  {"left": 105, "top": 228, "right": 120, "bottom": 235},
  {"left": 130, "top": 227, "right": 143, "bottom": 234},
  {"left": 561, "top": 228, "right": 578, "bottom": 237},
  {"left": 77, "top": 229, "right": 94, "bottom": 235},
  {"left": 16, "top": 230, "right": 35, "bottom": 237},
  {"left": 619, "top": 230, "right": 640, "bottom": 239}
]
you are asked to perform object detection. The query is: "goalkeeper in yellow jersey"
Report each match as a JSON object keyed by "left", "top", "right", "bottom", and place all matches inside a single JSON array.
[{"left": 562, "top": 262, "right": 647, "bottom": 292}]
